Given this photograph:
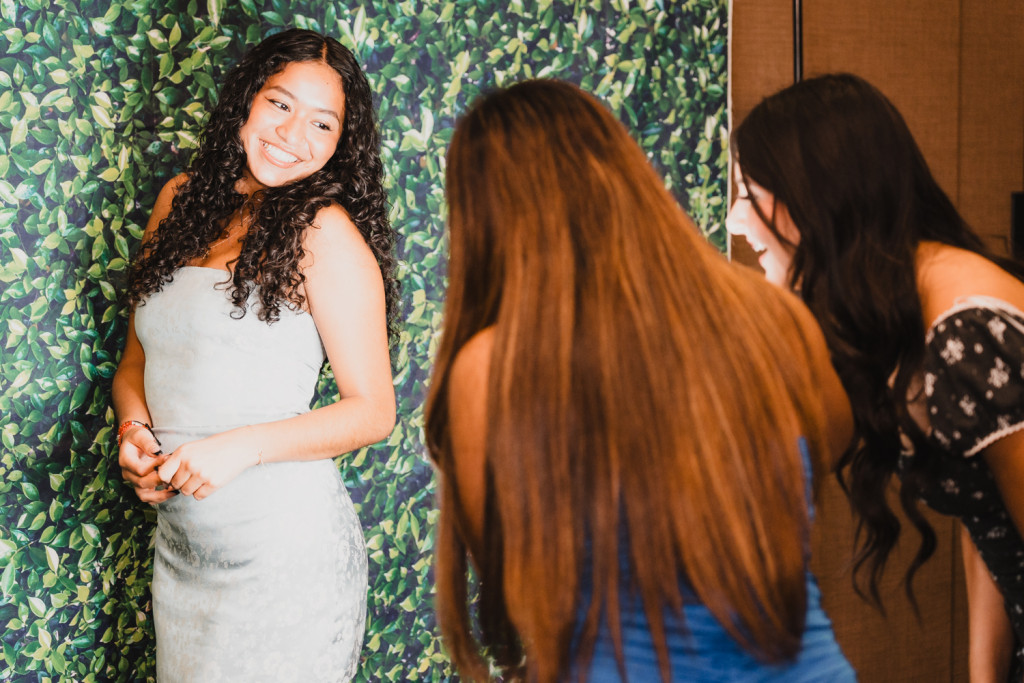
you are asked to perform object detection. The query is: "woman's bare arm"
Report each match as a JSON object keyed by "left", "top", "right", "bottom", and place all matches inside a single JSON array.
[
  {"left": 961, "top": 524, "right": 1014, "bottom": 683},
  {"left": 112, "top": 174, "right": 186, "bottom": 503},
  {"left": 157, "top": 204, "right": 396, "bottom": 499}
]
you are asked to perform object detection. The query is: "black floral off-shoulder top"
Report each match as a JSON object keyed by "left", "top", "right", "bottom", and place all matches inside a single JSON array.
[{"left": 901, "top": 296, "right": 1024, "bottom": 675}]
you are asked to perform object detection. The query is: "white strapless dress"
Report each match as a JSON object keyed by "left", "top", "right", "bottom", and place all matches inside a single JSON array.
[{"left": 134, "top": 267, "right": 367, "bottom": 682}]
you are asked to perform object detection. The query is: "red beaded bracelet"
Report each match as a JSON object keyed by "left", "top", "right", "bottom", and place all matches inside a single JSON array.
[{"left": 117, "top": 420, "right": 155, "bottom": 447}]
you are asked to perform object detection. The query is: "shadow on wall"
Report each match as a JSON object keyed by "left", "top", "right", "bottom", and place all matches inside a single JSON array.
[{"left": 0, "top": 1, "right": 727, "bottom": 680}]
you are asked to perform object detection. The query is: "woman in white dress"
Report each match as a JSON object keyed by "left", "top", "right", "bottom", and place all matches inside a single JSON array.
[{"left": 112, "top": 29, "right": 397, "bottom": 681}]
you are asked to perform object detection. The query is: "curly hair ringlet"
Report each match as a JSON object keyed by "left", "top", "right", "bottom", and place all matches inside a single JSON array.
[{"left": 127, "top": 28, "right": 399, "bottom": 343}]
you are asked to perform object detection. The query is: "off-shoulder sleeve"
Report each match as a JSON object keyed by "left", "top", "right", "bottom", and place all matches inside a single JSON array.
[{"left": 924, "top": 305, "right": 1024, "bottom": 457}]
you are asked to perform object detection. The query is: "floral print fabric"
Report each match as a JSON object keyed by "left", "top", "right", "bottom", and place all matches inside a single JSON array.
[{"left": 909, "top": 296, "right": 1024, "bottom": 674}]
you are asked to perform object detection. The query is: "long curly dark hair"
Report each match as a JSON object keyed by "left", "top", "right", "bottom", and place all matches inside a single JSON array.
[
  {"left": 732, "top": 73, "right": 1024, "bottom": 606},
  {"left": 128, "top": 28, "right": 399, "bottom": 341}
]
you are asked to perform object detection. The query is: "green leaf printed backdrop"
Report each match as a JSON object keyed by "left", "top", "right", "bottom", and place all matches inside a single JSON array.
[{"left": 0, "top": 0, "right": 727, "bottom": 680}]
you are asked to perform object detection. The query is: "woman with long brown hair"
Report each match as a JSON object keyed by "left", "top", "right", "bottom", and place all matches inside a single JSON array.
[{"left": 425, "top": 80, "right": 856, "bottom": 682}]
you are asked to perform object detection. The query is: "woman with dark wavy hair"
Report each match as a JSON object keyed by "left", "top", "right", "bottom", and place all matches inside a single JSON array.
[
  {"left": 426, "top": 79, "right": 856, "bottom": 682},
  {"left": 729, "top": 72, "right": 1024, "bottom": 682},
  {"left": 112, "top": 29, "right": 396, "bottom": 680}
]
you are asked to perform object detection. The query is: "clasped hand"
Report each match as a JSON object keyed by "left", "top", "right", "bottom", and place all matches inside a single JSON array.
[
  {"left": 156, "top": 430, "right": 261, "bottom": 501},
  {"left": 119, "top": 425, "right": 175, "bottom": 504},
  {"left": 119, "top": 427, "right": 259, "bottom": 503}
]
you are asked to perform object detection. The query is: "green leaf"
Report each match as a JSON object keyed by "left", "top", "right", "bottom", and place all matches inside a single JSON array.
[
  {"left": 51, "top": 647, "right": 67, "bottom": 672},
  {"left": 69, "top": 382, "right": 90, "bottom": 411},
  {"left": 169, "top": 22, "right": 182, "bottom": 47},
  {"left": 29, "top": 159, "right": 51, "bottom": 175},
  {"left": 115, "top": 234, "right": 129, "bottom": 259},
  {"left": 176, "top": 130, "right": 199, "bottom": 148},
  {"left": 146, "top": 29, "right": 168, "bottom": 51},
  {"left": 81, "top": 523, "right": 100, "bottom": 546},
  {"left": 0, "top": 180, "right": 17, "bottom": 205},
  {"left": 27, "top": 596, "right": 46, "bottom": 617},
  {"left": 193, "top": 70, "right": 216, "bottom": 90},
  {"left": 10, "top": 117, "right": 27, "bottom": 147},
  {"left": 37, "top": 626, "right": 52, "bottom": 650},
  {"left": 262, "top": 10, "right": 285, "bottom": 25},
  {"left": 21, "top": 481, "right": 39, "bottom": 500},
  {"left": 90, "top": 105, "right": 114, "bottom": 129},
  {"left": 7, "top": 318, "right": 27, "bottom": 339},
  {"left": 0, "top": 563, "right": 15, "bottom": 596},
  {"left": 207, "top": 0, "right": 221, "bottom": 26},
  {"left": 159, "top": 52, "right": 174, "bottom": 79},
  {"left": 11, "top": 369, "right": 31, "bottom": 389}
]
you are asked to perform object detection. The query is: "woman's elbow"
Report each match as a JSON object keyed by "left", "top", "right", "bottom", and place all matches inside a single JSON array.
[{"left": 368, "top": 392, "right": 397, "bottom": 444}]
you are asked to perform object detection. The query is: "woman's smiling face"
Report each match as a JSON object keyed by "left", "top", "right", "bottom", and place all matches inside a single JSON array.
[
  {"left": 238, "top": 60, "right": 346, "bottom": 191},
  {"left": 726, "top": 165, "right": 800, "bottom": 287}
]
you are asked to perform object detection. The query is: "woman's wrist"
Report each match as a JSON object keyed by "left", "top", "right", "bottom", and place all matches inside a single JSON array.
[
  {"left": 118, "top": 419, "right": 158, "bottom": 447},
  {"left": 229, "top": 425, "right": 267, "bottom": 468}
]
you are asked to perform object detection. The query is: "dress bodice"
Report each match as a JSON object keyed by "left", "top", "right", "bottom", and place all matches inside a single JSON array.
[{"left": 134, "top": 266, "right": 325, "bottom": 432}]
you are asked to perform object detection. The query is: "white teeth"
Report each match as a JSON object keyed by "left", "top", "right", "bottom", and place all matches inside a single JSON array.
[
  {"left": 261, "top": 140, "right": 299, "bottom": 164},
  {"left": 748, "top": 240, "right": 766, "bottom": 253}
]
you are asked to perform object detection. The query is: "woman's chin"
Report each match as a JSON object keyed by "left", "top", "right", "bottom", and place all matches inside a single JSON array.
[
  {"left": 762, "top": 266, "right": 789, "bottom": 288},
  {"left": 244, "top": 158, "right": 316, "bottom": 190}
]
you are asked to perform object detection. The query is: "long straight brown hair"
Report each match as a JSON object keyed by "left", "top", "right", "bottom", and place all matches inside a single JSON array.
[{"left": 425, "top": 80, "right": 834, "bottom": 682}]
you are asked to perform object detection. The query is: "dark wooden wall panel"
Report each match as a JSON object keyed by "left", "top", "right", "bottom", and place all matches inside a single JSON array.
[
  {"left": 958, "top": 0, "right": 1024, "bottom": 254},
  {"left": 801, "top": 0, "right": 962, "bottom": 197}
]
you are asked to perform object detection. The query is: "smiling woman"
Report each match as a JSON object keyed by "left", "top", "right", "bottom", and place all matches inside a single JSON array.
[
  {"left": 111, "top": 29, "right": 398, "bottom": 682},
  {"left": 726, "top": 165, "right": 800, "bottom": 286},
  {"left": 239, "top": 61, "right": 346, "bottom": 190}
]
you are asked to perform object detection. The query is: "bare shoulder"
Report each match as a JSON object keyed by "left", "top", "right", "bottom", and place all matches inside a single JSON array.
[
  {"left": 917, "top": 241, "right": 1024, "bottom": 327},
  {"left": 302, "top": 203, "right": 374, "bottom": 269},
  {"left": 446, "top": 327, "right": 495, "bottom": 551},
  {"left": 144, "top": 172, "right": 190, "bottom": 241},
  {"left": 448, "top": 328, "right": 495, "bottom": 451},
  {"left": 166, "top": 171, "right": 189, "bottom": 192},
  {"left": 155, "top": 172, "right": 189, "bottom": 208},
  {"left": 449, "top": 327, "right": 495, "bottom": 411}
]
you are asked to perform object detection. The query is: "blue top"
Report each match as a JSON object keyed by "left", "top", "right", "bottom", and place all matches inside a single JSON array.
[
  {"left": 575, "top": 440, "right": 856, "bottom": 681},
  {"left": 579, "top": 572, "right": 855, "bottom": 682}
]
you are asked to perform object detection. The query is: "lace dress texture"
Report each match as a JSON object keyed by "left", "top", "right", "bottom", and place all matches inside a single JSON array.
[{"left": 134, "top": 267, "right": 367, "bottom": 682}]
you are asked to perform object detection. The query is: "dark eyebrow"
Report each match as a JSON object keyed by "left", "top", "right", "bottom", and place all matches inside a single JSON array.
[{"left": 266, "top": 85, "right": 342, "bottom": 124}]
